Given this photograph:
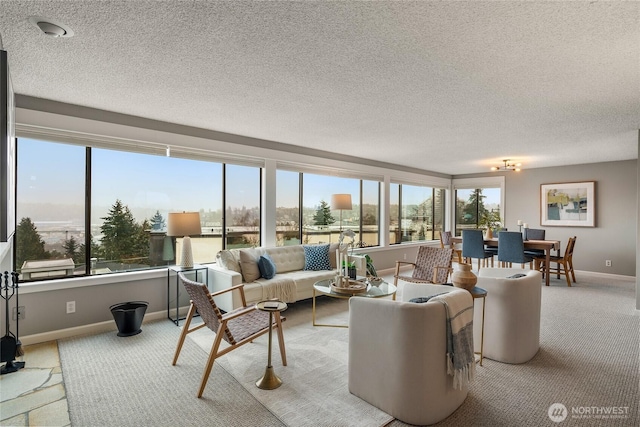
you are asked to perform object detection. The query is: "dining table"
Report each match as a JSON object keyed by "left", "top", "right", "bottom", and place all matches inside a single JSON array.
[{"left": 450, "top": 236, "right": 561, "bottom": 286}]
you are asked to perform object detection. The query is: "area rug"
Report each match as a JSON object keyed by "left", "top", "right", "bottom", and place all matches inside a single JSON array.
[
  {"left": 188, "top": 296, "right": 394, "bottom": 427},
  {"left": 58, "top": 320, "right": 284, "bottom": 427}
]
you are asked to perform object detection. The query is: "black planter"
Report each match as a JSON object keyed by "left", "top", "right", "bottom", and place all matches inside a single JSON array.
[
  {"left": 110, "top": 301, "right": 148, "bottom": 337},
  {"left": 348, "top": 267, "right": 357, "bottom": 280}
]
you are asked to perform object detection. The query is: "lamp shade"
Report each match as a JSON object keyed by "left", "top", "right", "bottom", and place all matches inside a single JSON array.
[
  {"left": 331, "top": 194, "right": 352, "bottom": 210},
  {"left": 167, "top": 212, "right": 201, "bottom": 237}
]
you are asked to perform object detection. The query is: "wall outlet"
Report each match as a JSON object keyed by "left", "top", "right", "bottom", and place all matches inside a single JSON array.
[
  {"left": 66, "top": 301, "right": 76, "bottom": 314},
  {"left": 12, "top": 306, "right": 25, "bottom": 320},
  {"left": 605, "top": 260, "right": 612, "bottom": 267}
]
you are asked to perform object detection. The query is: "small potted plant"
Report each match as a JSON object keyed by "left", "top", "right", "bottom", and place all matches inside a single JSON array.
[{"left": 342, "top": 259, "right": 357, "bottom": 279}]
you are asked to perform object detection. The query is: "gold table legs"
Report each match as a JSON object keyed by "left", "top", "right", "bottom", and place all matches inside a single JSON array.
[
  {"left": 256, "top": 311, "right": 282, "bottom": 390},
  {"left": 470, "top": 287, "right": 487, "bottom": 366},
  {"left": 312, "top": 287, "right": 349, "bottom": 328}
]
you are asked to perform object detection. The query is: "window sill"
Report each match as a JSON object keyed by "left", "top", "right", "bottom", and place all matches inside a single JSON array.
[{"left": 19, "top": 268, "right": 169, "bottom": 295}]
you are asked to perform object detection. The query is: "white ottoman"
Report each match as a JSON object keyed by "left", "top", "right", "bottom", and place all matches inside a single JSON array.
[{"left": 475, "top": 268, "right": 542, "bottom": 364}]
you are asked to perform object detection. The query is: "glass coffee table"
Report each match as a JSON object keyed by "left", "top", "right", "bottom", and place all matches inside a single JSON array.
[{"left": 312, "top": 278, "right": 397, "bottom": 328}]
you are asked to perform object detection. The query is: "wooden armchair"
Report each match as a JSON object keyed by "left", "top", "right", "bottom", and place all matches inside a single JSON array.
[
  {"left": 172, "top": 273, "right": 286, "bottom": 397},
  {"left": 393, "top": 247, "right": 454, "bottom": 298}
]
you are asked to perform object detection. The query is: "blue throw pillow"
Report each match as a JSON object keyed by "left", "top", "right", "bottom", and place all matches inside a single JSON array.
[
  {"left": 303, "top": 244, "right": 332, "bottom": 271},
  {"left": 257, "top": 254, "right": 277, "bottom": 279}
]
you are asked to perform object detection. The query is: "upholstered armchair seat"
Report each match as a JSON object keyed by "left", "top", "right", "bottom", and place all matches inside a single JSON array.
[
  {"left": 348, "top": 284, "right": 469, "bottom": 425},
  {"left": 475, "top": 268, "right": 542, "bottom": 364}
]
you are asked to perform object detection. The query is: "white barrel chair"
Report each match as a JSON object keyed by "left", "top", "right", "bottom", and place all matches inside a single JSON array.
[
  {"left": 475, "top": 268, "right": 542, "bottom": 364},
  {"left": 348, "top": 284, "right": 469, "bottom": 426}
]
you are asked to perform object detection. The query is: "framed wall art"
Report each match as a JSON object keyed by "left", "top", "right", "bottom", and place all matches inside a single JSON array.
[{"left": 540, "top": 181, "right": 595, "bottom": 227}]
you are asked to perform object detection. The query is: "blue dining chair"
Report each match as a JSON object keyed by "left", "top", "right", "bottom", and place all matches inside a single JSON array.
[
  {"left": 523, "top": 228, "right": 546, "bottom": 258},
  {"left": 484, "top": 228, "right": 507, "bottom": 259},
  {"left": 461, "top": 229, "right": 494, "bottom": 271},
  {"left": 497, "top": 231, "right": 533, "bottom": 268}
]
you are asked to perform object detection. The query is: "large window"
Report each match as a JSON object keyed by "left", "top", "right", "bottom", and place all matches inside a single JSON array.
[
  {"left": 91, "top": 147, "right": 224, "bottom": 271},
  {"left": 275, "top": 170, "right": 300, "bottom": 246},
  {"left": 276, "top": 171, "right": 380, "bottom": 248},
  {"left": 455, "top": 187, "right": 502, "bottom": 235},
  {"left": 389, "top": 183, "right": 446, "bottom": 244},
  {"left": 15, "top": 138, "right": 261, "bottom": 281},
  {"left": 224, "top": 164, "right": 261, "bottom": 248},
  {"left": 16, "top": 139, "right": 86, "bottom": 279},
  {"left": 361, "top": 180, "right": 380, "bottom": 247}
]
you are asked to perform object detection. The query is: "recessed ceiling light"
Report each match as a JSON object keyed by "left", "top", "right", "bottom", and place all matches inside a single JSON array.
[{"left": 28, "top": 16, "right": 74, "bottom": 38}]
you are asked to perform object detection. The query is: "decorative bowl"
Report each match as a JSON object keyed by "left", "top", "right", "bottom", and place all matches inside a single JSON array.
[{"left": 368, "top": 277, "right": 383, "bottom": 286}]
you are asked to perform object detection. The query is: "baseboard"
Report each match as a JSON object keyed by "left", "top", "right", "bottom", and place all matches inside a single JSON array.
[
  {"left": 380, "top": 266, "right": 635, "bottom": 281},
  {"left": 19, "top": 309, "right": 174, "bottom": 346},
  {"left": 572, "top": 270, "right": 636, "bottom": 280}
]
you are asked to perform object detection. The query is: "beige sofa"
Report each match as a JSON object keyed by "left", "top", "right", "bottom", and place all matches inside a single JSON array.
[
  {"left": 209, "top": 243, "right": 365, "bottom": 313},
  {"left": 475, "top": 268, "right": 542, "bottom": 364}
]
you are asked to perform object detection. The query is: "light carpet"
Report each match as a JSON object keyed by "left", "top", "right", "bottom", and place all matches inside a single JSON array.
[
  {"left": 58, "top": 272, "right": 639, "bottom": 427},
  {"left": 58, "top": 319, "right": 284, "bottom": 427},
  {"left": 387, "top": 273, "right": 640, "bottom": 427},
  {"left": 188, "top": 295, "right": 394, "bottom": 427}
]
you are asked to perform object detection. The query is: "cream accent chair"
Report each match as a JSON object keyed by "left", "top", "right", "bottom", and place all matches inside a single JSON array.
[
  {"left": 475, "top": 268, "right": 542, "bottom": 364},
  {"left": 348, "top": 284, "right": 468, "bottom": 426}
]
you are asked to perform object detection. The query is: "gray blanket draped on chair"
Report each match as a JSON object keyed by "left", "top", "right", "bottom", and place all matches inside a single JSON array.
[{"left": 433, "top": 291, "right": 476, "bottom": 389}]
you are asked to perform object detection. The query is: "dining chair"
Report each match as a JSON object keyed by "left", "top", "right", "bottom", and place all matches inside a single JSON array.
[
  {"left": 440, "top": 231, "right": 462, "bottom": 263},
  {"left": 534, "top": 236, "right": 577, "bottom": 286},
  {"left": 461, "top": 229, "right": 494, "bottom": 271},
  {"left": 523, "top": 228, "right": 546, "bottom": 258},
  {"left": 484, "top": 228, "right": 507, "bottom": 259},
  {"left": 172, "top": 273, "right": 287, "bottom": 397},
  {"left": 497, "top": 231, "right": 533, "bottom": 268}
]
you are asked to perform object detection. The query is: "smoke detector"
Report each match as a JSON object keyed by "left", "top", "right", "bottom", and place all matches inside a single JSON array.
[{"left": 28, "top": 16, "right": 74, "bottom": 38}]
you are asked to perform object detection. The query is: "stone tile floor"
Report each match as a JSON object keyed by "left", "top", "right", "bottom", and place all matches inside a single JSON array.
[{"left": 0, "top": 341, "right": 70, "bottom": 427}]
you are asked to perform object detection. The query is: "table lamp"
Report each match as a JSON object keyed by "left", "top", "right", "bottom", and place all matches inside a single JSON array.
[
  {"left": 167, "top": 212, "right": 201, "bottom": 268},
  {"left": 331, "top": 194, "right": 352, "bottom": 231}
]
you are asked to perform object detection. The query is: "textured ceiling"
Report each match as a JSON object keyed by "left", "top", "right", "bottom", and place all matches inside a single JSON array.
[{"left": 0, "top": 1, "right": 638, "bottom": 175}]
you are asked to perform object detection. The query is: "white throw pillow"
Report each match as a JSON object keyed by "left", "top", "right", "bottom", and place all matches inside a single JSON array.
[
  {"left": 216, "top": 250, "right": 242, "bottom": 274},
  {"left": 239, "top": 248, "right": 264, "bottom": 282}
]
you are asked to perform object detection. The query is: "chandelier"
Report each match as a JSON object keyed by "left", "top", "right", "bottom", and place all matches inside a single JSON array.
[{"left": 491, "top": 159, "right": 521, "bottom": 172}]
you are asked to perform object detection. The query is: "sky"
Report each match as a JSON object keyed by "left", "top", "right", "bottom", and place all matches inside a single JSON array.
[{"left": 17, "top": 137, "right": 493, "bottom": 223}]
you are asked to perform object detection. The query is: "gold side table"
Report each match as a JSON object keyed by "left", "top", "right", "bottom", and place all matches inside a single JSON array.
[
  {"left": 469, "top": 286, "right": 487, "bottom": 366},
  {"left": 255, "top": 300, "right": 287, "bottom": 390}
]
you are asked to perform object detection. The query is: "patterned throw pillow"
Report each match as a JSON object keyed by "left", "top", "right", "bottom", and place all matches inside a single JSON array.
[
  {"left": 303, "top": 244, "right": 332, "bottom": 271},
  {"left": 258, "top": 254, "right": 277, "bottom": 280}
]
